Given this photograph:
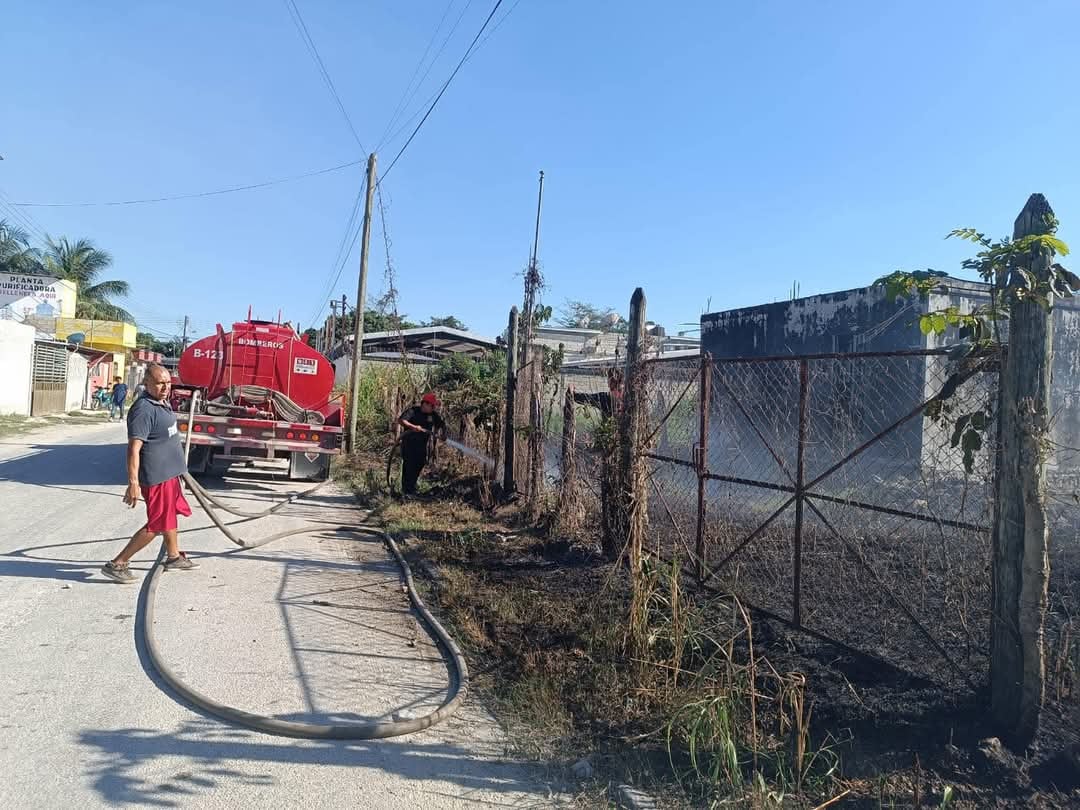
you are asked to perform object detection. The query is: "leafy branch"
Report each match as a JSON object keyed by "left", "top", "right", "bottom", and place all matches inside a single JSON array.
[{"left": 874, "top": 218, "right": 1075, "bottom": 472}]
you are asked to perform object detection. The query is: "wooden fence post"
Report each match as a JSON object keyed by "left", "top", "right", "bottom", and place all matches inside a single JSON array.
[
  {"left": 621, "top": 288, "right": 649, "bottom": 659},
  {"left": 621, "top": 290, "right": 648, "bottom": 562},
  {"left": 503, "top": 306, "right": 518, "bottom": 496},
  {"left": 991, "top": 193, "right": 1055, "bottom": 748},
  {"left": 528, "top": 345, "right": 544, "bottom": 520},
  {"left": 556, "top": 385, "right": 578, "bottom": 530}
]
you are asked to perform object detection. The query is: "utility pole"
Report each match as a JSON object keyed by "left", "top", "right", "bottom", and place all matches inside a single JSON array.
[
  {"left": 180, "top": 315, "right": 190, "bottom": 355},
  {"left": 519, "top": 170, "right": 545, "bottom": 369},
  {"left": 346, "top": 153, "right": 377, "bottom": 453},
  {"left": 328, "top": 300, "right": 338, "bottom": 356}
]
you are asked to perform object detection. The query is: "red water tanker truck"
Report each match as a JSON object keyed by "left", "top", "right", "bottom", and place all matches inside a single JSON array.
[{"left": 174, "top": 318, "right": 344, "bottom": 480}]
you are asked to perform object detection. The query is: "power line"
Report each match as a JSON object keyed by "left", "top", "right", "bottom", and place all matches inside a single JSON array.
[
  {"left": 378, "top": 0, "right": 518, "bottom": 182},
  {"left": 306, "top": 189, "right": 365, "bottom": 326},
  {"left": 376, "top": 0, "right": 473, "bottom": 151},
  {"left": 12, "top": 158, "right": 364, "bottom": 208},
  {"left": 379, "top": 0, "right": 504, "bottom": 184},
  {"left": 380, "top": 0, "right": 522, "bottom": 152},
  {"left": 283, "top": 0, "right": 366, "bottom": 152},
  {"left": 0, "top": 191, "right": 49, "bottom": 243}
]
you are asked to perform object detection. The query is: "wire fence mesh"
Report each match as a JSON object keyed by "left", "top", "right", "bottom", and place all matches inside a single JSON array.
[{"left": 516, "top": 338, "right": 1078, "bottom": 709}]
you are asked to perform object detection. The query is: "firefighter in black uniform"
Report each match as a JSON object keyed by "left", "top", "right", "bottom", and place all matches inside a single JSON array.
[{"left": 397, "top": 392, "right": 446, "bottom": 496}]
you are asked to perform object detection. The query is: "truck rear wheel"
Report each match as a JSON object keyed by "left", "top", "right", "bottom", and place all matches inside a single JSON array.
[{"left": 289, "top": 451, "right": 330, "bottom": 482}]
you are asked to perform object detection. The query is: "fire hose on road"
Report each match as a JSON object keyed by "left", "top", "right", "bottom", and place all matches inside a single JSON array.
[{"left": 139, "top": 469, "right": 470, "bottom": 740}]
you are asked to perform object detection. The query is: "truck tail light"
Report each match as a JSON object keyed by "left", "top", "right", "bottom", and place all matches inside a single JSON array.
[
  {"left": 299, "top": 432, "right": 307, "bottom": 440},
  {"left": 311, "top": 433, "right": 319, "bottom": 442},
  {"left": 179, "top": 423, "right": 187, "bottom": 432},
  {"left": 193, "top": 424, "right": 202, "bottom": 432},
  {"left": 286, "top": 431, "right": 295, "bottom": 440},
  {"left": 207, "top": 425, "right": 216, "bottom": 433}
]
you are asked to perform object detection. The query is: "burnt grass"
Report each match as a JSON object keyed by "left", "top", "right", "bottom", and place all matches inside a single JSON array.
[{"left": 336, "top": 453, "right": 1080, "bottom": 808}]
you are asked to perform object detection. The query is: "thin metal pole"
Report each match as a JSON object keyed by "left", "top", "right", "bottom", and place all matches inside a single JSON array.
[
  {"left": 793, "top": 358, "right": 809, "bottom": 627},
  {"left": 184, "top": 390, "right": 198, "bottom": 466},
  {"left": 695, "top": 352, "right": 712, "bottom": 581},
  {"left": 530, "top": 170, "right": 544, "bottom": 266}
]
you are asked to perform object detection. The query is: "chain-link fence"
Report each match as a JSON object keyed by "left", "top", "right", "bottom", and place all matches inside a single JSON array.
[
  {"left": 1047, "top": 380, "right": 1080, "bottom": 708},
  {"left": 511, "top": 331, "right": 1075, "bottom": 708},
  {"left": 636, "top": 350, "right": 997, "bottom": 688}
]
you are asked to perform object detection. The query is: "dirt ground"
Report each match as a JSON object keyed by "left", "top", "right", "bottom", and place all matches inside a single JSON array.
[{"left": 336, "top": 451, "right": 1080, "bottom": 808}]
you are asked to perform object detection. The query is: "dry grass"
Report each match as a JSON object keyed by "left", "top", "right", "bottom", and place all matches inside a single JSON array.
[{"left": 330, "top": 458, "right": 851, "bottom": 808}]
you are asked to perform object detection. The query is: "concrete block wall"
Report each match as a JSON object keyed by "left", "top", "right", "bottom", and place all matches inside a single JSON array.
[{"left": 0, "top": 320, "right": 34, "bottom": 415}]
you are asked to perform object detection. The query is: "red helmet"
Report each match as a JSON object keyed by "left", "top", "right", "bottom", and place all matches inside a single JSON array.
[{"left": 421, "top": 392, "right": 440, "bottom": 407}]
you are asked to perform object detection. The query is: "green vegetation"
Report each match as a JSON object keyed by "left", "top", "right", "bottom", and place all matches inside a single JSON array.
[
  {"left": 558, "top": 299, "right": 628, "bottom": 332},
  {"left": 877, "top": 219, "right": 1075, "bottom": 473},
  {"left": 0, "top": 219, "right": 132, "bottom": 321}
]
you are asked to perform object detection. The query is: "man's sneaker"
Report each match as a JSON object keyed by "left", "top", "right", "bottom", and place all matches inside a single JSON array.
[
  {"left": 162, "top": 552, "right": 199, "bottom": 572},
  {"left": 101, "top": 561, "right": 136, "bottom": 583}
]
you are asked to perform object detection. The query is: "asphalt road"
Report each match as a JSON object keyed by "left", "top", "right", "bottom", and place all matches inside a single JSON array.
[{"left": 0, "top": 420, "right": 560, "bottom": 809}]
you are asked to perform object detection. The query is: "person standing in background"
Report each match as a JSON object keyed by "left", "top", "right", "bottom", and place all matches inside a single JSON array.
[{"left": 109, "top": 376, "right": 128, "bottom": 422}]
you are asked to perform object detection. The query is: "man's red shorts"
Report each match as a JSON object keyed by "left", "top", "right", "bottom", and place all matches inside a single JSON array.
[{"left": 141, "top": 477, "right": 192, "bottom": 533}]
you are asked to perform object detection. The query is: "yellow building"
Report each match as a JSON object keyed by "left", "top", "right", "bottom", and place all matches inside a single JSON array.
[{"left": 54, "top": 317, "right": 137, "bottom": 379}]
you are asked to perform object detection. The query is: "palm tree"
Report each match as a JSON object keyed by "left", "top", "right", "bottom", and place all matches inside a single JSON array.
[
  {"left": 41, "top": 236, "right": 133, "bottom": 322},
  {"left": 0, "top": 219, "right": 42, "bottom": 274}
]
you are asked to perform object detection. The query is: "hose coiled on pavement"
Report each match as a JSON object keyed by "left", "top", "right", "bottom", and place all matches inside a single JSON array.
[{"left": 140, "top": 473, "right": 470, "bottom": 739}]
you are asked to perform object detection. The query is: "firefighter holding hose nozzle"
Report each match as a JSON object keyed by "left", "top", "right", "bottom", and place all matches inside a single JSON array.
[{"left": 397, "top": 392, "right": 446, "bottom": 497}]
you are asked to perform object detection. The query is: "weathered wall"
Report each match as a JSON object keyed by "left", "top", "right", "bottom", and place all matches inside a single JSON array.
[
  {"left": 701, "top": 285, "right": 932, "bottom": 482},
  {"left": 0, "top": 320, "right": 34, "bottom": 416},
  {"left": 66, "top": 352, "right": 89, "bottom": 412},
  {"left": 700, "top": 285, "right": 925, "bottom": 358}
]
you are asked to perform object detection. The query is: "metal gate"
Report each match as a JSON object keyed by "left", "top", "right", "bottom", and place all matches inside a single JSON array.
[
  {"left": 644, "top": 349, "right": 1000, "bottom": 688},
  {"left": 30, "top": 342, "right": 69, "bottom": 415}
]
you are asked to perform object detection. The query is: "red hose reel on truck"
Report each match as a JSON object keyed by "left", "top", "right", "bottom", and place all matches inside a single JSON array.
[{"left": 175, "top": 320, "right": 344, "bottom": 480}]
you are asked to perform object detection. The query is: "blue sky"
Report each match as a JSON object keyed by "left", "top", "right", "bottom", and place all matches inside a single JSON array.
[{"left": 2, "top": 0, "right": 1079, "bottom": 341}]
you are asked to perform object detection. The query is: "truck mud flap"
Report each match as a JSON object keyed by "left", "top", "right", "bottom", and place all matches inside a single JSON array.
[
  {"left": 289, "top": 451, "right": 330, "bottom": 481},
  {"left": 187, "top": 445, "right": 212, "bottom": 476}
]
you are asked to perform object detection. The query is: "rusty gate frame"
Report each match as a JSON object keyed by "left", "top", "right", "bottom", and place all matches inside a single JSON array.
[{"left": 643, "top": 348, "right": 1000, "bottom": 687}]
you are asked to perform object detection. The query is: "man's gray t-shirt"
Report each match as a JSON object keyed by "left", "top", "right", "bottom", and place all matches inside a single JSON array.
[{"left": 126, "top": 393, "right": 186, "bottom": 486}]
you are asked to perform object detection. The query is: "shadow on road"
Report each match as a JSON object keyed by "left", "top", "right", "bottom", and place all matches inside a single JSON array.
[
  {"left": 0, "top": 442, "right": 126, "bottom": 486},
  {"left": 76, "top": 719, "right": 553, "bottom": 808}
]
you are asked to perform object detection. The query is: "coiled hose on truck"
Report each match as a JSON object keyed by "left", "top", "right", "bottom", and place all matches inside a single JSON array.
[{"left": 139, "top": 471, "right": 469, "bottom": 740}]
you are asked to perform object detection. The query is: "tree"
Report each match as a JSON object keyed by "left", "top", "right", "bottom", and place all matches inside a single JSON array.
[
  {"left": 0, "top": 219, "right": 41, "bottom": 275},
  {"left": 557, "top": 299, "right": 627, "bottom": 332},
  {"left": 41, "top": 236, "right": 132, "bottom": 321},
  {"left": 135, "top": 331, "right": 180, "bottom": 355},
  {"left": 422, "top": 315, "right": 469, "bottom": 331},
  {"left": 336, "top": 308, "right": 417, "bottom": 339},
  {"left": 302, "top": 327, "right": 319, "bottom": 345}
]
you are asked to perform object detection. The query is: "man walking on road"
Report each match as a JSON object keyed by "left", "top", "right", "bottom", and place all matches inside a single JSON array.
[
  {"left": 108, "top": 376, "right": 128, "bottom": 422},
  {"left": 102, "top": 364, "right": 198, "bottom": 583},
  {"left": 397, "top": 392, "right": 445, "bottom": 497}
]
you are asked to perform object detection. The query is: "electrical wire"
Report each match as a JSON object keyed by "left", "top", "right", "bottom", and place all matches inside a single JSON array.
[
  {"left": 12, "top": 158, "right": 365, "bottom": 208},
  {"left": 378, "top": 0, "right": 519, "bottom": 183},
  {"left": 379, "top": 0, "right": 504, "bottom": 185},
  {"left": 306, "top": 187, "right": 364, "bottom": 327},
  {"left": 375, "top": 0, "right": 474, "bottom": 152},
  {"left": 283, "top": 0, "right": 366, "bottom": 152},
  {"left": 0, "top": 191, "right": 49, "bottom": 243}
]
